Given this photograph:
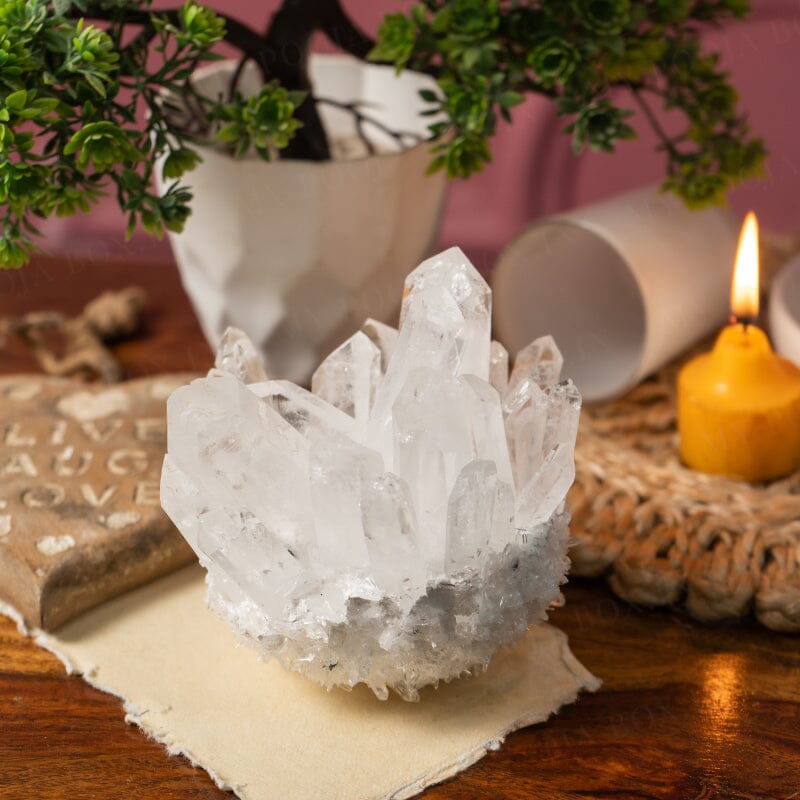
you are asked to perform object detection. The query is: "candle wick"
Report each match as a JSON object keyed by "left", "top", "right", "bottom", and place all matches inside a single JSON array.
[{"left": 730, "top": 313, "right": 753, "bottom": 331}]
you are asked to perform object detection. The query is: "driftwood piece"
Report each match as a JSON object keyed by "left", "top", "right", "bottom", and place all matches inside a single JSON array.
[{"left": 1, "top": 287, "right": 146, "bottom": 383}]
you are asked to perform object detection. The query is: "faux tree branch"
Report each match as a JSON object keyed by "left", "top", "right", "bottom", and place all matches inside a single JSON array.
[
  {"left": 315, "top": 96, "right": 423, "bottom": 156},
  {"left": 629, "top": 86, "right": 682, "bottom": 162},
  {"left": 85, "top": 0, "right": 386, "bottom": 161},
  {"left": 81, "top": 4, "right": 270, "bottom": 75},
  {"left": 256, "top": 0, "right": 391, "bottom": 158}
]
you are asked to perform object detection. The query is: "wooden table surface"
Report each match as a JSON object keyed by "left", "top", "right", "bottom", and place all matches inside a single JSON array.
[{"left": 1, "top": 256, "right": 798, "bottom": 800}]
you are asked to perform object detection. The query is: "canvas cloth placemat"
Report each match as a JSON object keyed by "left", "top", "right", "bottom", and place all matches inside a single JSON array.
[
  {"left": 3, "top": 564, "right": 599, "bottom": 800},
  {"left": 568, "top": 358, "right": 800, "bottom": 633}
]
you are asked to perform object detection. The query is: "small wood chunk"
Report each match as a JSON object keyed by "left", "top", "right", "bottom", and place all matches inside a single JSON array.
[{"left": 0, "top": 373, "right": 198, "bottom": 629}]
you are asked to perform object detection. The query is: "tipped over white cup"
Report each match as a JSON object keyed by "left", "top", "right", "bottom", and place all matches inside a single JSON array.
[{"left": 492, "top": 186, "right": 739, "bottom": 402}]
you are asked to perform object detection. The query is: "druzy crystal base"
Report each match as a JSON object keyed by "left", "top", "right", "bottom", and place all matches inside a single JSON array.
[{"left": 161, "top": 248, "right": 581, "bottom": 700}]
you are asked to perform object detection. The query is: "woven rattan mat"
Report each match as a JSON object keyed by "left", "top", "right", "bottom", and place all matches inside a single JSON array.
[{"left": 567, "top": 357, "right": 800, "bottom": 633}]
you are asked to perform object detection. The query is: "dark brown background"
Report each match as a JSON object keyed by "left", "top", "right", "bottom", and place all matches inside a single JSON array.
[{"left": 1, "top": 257, "right": 799, "bottom": 800}]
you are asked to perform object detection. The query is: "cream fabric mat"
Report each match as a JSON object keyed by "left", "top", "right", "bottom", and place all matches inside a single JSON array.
[{"left": 8, "top": 565, "right": 599, "bottom": 800}]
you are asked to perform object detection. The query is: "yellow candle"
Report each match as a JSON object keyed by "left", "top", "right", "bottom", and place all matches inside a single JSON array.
[{"left": 677, "top": 212, "right": 800, "bottom": 482}]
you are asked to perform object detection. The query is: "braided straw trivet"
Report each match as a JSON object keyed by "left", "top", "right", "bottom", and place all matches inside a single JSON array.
[{"left": 568, "top": 357, "right": 800, "bottom": 633}]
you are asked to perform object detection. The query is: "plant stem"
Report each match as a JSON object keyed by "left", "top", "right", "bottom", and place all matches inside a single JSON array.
[
  {"left": 315, "top": 96, "right": 423, "bottom": 153},
  {"left": 628, "top": 86, "right": 682, "bottom": 162}
]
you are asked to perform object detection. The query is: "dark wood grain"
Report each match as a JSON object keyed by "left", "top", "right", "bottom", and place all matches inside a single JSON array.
[{"left": 1, "top": 255, "right": 799, "bottom": 800}]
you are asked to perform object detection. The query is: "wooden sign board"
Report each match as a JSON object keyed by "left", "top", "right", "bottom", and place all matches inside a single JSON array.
[{"left": 0, "top": 374, "right": 198, "bottom": 629}]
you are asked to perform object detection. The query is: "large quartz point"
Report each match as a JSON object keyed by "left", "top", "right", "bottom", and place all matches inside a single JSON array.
[{"left": 161, "top": 247, "right": 581, "bottom": 701}]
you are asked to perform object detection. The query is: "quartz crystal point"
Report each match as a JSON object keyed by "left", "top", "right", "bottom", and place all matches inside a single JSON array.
[
  {"left": 361, "top": 318, "right": 398, "bottom": 371},
  {"left": 400, "top": 247, "right": 492, "bottom": 381},
  {"left": 215, "top": 326, "right": 268, "bottom": 384},
  {"left": 490, "top": 340, "right": 509, "bottom": 395},
  {"left": 161, "top": 248, "right": 580, "bottom": 702},
  {"left": 509, "top": 335, "right": 563, "bottom": 392},
  {"left": 311, "top": 331, "right": 381, "bottom": 430}
]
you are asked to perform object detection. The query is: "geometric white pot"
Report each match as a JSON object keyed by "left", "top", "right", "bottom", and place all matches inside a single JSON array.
[{"left": 158, "top": 55, "right": 447, "bottom": 383}]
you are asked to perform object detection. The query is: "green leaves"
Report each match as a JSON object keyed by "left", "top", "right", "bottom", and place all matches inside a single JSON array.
[
  {"left": 63, "top": 121, "right": 141, "bottom": 171},
  {"left": 0, "top": 160, "right": 49, "bottom": 203},
  {"left": 148, "top": 1, "right": 224, "bottom": 62},
  {"left": 65, "top": 18, "right": 119, "bottom": 98},
  {"left": 565, "top": 101, "right": 635, "bottom": 153},
  {"left": 0, "top": 89, "right": 59, "bottom": 128},
  {"left": 211, "top": 83, "right": 305, "bottom": 160},
  {"left": 5, "top": 90, "right": 26, "bottom": 111},
  {"left": 0, "top": 228, "right": 34, "bottom": 268},
  {"left": 162, "top": 147, "right": 202, "bottom": 180},
  {"left": 528, "top": 37, "right": 580, "bottom": 88},
  {"left": 644, "top": 21, "right": 765, "bottom": 207},
  {"left": 125, "top": 181, "right": 193, "bottom": 239},
  {"left": 428, "top": 133, "right": 491, "bottom": 179},
  {"left": 177, "top": 1, "right": 224, "bottom": 49},
  {"left": 371, "top": 0, "right": 764, "bottom": 205},
  {"left": 572, "top": 0, "right": 631, "bottom": 36},
  {"left": 0, "top": 0, "right": 304, "bottom": 267},
  {"left": 601, "top": 36, "right": 666, "bottom": 82},
  {"left": 369, "top": 12, "right": 416, "bottom": 70}
]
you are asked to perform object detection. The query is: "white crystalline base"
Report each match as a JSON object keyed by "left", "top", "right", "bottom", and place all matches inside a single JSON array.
[{"left": 205, "top": 516, "right": 569, "bottom": 701}]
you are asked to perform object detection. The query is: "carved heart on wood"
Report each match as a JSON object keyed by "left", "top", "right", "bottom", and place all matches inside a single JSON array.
[{"left": 0, "top": 373, "right": 198, "bottom": 629}]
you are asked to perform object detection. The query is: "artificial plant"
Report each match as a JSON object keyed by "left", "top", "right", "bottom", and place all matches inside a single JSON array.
[{"left": 0, "top": 0, "right": 765, "bottom": 267}]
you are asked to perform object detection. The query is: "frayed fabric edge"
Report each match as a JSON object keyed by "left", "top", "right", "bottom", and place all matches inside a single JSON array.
[
  {"left": 387, "top": 628, "right": 601, "bottom": 800},
  {"left": 0, "top": 598, "right": 243, "bottom": 795}
]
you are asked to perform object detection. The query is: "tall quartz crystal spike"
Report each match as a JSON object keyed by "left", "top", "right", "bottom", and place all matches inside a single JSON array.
[
  {"left": 446, "top": 460, "right": 500, "bottom": 571},
  {"left": 541, "top": 381, "right": 582, "bottom": 463},
  {"left": 369, "top": 247, "right": 492, "bottom": 463},
  {"left": 459, "top": 374, "right": 514, "bottom": 488},
  {"left": 162, "top": 372, "right": 314, "bottom": 613},
  {"left": 161, "top": 248, "right": 581, "bottom": 703},
  {"left": 503, "top": 375, "right": 547, "bottom": 490},
  {"left": 251, "top": 379, "right": 359, "bottom": 443},
  {"left": 392, "top": 368, "right": 474, "bottom": 573},
  {"left": 308, "top": 430, "right": 381, "bottom": 572},
  {"left": 502, "top": 336, "right": 581, "bottom": 491},
  {"left": 400, "top": 247, "right": 492, "bottom": 381},
  {"left": 515, "top": 444, "right": 575, "bottom": 529},
  {"left": 311, "top": 331, "right": 381, "bottom": 432},
  {"left": 361, "top": 473, "right": 426, "bottom": 603}
]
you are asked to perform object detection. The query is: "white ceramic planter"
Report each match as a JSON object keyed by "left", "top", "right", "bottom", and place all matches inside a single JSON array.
[{"left": 157, "top": 55, "right": 447, "bottom": 383}]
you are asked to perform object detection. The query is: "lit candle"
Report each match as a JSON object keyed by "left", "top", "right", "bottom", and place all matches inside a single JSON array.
[{"left": 677, "top": 212, "right": 800, "bottom": 482}]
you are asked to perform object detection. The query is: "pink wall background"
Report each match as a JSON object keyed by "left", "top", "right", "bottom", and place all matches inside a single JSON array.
[{"left": 39, "top": 0, "right": 800, "bottom": 267}]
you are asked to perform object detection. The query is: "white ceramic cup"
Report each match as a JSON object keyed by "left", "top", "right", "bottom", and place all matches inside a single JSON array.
[
  {"left": 492, "top": 185, "right": 738, "bottom": 402},
  {"left": 769, "top": 254, "right": 800, "bottom": 367}
]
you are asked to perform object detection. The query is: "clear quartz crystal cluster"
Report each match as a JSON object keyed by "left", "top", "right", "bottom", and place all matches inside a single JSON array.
[{"left": 161, "top": 247, "right": 581, "bottom": 701}]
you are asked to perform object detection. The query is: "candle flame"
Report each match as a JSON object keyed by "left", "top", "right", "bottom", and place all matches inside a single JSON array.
[{"left": 731, "top": 211, "right": 759, "bottom": 323}]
